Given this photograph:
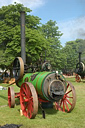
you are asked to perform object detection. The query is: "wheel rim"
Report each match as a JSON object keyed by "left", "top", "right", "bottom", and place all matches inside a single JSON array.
[
  {"left": 20, "top": 82, "right": 38, "bottom": 119},
  {"left": 75, "top": 74, "right": 81, "bottom": 82},
  {"left": 8, "top": 86, "right": 15, "bottom": 108},
  {"left": 13, "top": 57, "right": 24, "bottom": 81},
  {"left": 57, "top": 81, "right": 76, "bottom": 112},
  {"left": 42, "top": 62, "right": 51, "bottom": 71},
  {"left": 76, "top": 62, "right": 84, "bottom": 72}
]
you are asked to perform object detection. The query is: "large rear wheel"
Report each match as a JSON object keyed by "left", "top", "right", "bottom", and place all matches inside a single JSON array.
[
  {"left": 55, "top": 81, "right": 76, "bottom": 112},
  {"left": 13, "top": 57, "right": 24, "bottom": 81}
]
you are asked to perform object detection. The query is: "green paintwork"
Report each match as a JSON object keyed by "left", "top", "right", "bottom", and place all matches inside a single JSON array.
[
  {"left": 17, "top": 71, "right": 53, "bottom": 100},
  {"left": 17, "top": 71, "right": 67, "bottom": 101}
]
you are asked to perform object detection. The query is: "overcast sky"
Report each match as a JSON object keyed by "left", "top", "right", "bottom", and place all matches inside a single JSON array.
[{"left": 0, "top": 0, "right": 85, "bottom": 46}]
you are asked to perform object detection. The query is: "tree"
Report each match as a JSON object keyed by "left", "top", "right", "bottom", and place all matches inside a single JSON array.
[
  {"left": 25, "top": 28, "right": 48, "bottom": 64},
  {"left": 62, "top": 39, "right": 85, "bottom": 74},
  {"left": 41, "top": 20, "right": 63, "bottom": 70},
  {"left": 0, "top": 3, "right": 48, "bottom": 69}
]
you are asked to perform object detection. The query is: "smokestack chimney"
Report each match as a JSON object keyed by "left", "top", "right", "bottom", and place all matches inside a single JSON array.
[
  {"left": 79, "top": 52, "right": 82, "bottom": 63},
  {"left": 20, "top": 11, "right": 26, "bottom": 64}
]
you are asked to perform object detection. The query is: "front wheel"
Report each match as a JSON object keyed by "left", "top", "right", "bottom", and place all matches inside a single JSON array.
[{"left": 20, "top": 82, "right": 38, "bottom": 119}]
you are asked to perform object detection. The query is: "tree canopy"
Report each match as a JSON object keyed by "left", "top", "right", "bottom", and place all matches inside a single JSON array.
[
  {"left": 41, "top": 20, "right": 63, "bottom": 69},
  {"left": 0, "top": 3, "right": 63, "bottom": 70},
  {"left": 0, "top": 3, "right": 46, "bottom": 68},
  {"left": 62, "top": 39, "right": 85, "bottom": 74},
  {"left": 0, "top": 3, "right": 85, "bottom": 73}
]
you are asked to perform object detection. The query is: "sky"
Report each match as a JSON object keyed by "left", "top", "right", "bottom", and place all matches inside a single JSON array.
[{"left": 0, "top": 0, "right": 85, "bottom": 46}]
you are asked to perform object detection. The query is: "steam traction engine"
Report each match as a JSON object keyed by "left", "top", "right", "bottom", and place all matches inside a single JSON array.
[
  {"left": 8, "top": 11, "right": 76, "bottom": 119},
  {"left": 75, "top": 52, "right": 85, "bottom": 82},
  {"left": 8, "top": 57, "right": 76, "bottom": 119}
]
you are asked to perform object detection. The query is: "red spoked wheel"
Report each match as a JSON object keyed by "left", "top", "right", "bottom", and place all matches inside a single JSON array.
[
  {"left": 8, "top": 86, "right": 15, "bottom": 108},
  {"left": 55, "top": 81, "right": 76, "bottom": 112},
  {"left": 20, "top": 82, "right": 38, "bottom": 119},
  {"left": 75, "top": 74, "right": 81, "bottom": 82}
]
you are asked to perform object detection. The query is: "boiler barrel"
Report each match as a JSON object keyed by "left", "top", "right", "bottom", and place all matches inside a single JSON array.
[{"left": 17, "top": 72, "right": 66, "bottom": 102}]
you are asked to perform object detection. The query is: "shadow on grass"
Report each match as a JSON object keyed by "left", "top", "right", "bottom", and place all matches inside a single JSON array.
[
  {"left": 38, "top": 108, "right": 58, "bottom": 115},
  {"left": 15, "top": 99, "right": 20, "bottom": 105},
  {"left": 0, "top": 95, "right": 8, "bottom": 101}
]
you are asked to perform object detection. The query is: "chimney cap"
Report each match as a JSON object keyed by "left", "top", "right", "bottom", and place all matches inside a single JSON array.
[{"left": 20, "top": 11, "right": 25, "bottom": 13}]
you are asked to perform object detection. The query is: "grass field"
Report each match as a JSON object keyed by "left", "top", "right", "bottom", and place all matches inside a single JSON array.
[{"left": 0, "top": 77, "right": 85, "bottom": 128}]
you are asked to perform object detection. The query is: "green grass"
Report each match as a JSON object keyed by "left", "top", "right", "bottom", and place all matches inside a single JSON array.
[{"left": 0, "top": 77, "right": 85, "bottom": 128}]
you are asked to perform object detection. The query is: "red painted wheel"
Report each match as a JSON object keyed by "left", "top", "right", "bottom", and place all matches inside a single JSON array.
[
  {"left": 8, "top": 86, "right": 15, "bottom": 108},
  {"left": 20, "top": 82, "right": 38, "bottom": 119},
  {"left": 55, "top": 81, "right": 76, "bottom": 112},
  {"left": 75, "top": 74, "right": 81, "bottom": 82}
]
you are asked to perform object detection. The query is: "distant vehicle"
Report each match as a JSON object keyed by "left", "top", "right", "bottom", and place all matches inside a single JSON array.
[{"left": 75, "top": 52, "right": 85, "bottom": 82}]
